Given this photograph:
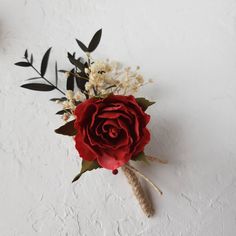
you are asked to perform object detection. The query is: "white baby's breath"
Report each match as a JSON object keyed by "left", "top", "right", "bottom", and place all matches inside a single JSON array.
[
  {"left": 66, "top": 90, "right": 74, "bottom": 100},
  {"left": 74, "top": 90, "right": 86, "bottom": 102},
  {"left": 84, "top": 59, "right": 147, "bottom": 97},
  {"left": 59, "top": 58, "right": 151, "bottom": 118}
]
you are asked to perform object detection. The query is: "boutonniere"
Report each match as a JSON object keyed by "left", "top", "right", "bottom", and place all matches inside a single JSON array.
[{"left": 16, "top": 29, "right": 166, "bottom": 217}]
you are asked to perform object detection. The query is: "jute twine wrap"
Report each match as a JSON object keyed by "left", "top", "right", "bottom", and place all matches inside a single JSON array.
[{"left": 122, "top": 165, "right": 154, "bottom": 217}]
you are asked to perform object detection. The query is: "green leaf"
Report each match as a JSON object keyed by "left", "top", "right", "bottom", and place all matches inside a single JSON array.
[
  {"left": 50, "top": 97, "right": 67, "bottom": 102},
  {"left": 72, "top": 160, "right": 100, "bottom": 183},
  {"left": 132, "top": 152, "right": 149, "bottom": 164},
  {"left": 30, "top": 54, "right": 34, "bottom": 64},
  {"left": 75, "top": 71, "right": 88, "bottom": 92},
  {"left": 76, "top": 39, "right": 88, "bottom": 52},
  {"left": 78, "top": 71, "right": 88, "bottom": 78},
  {"left": 67, "top": 52, "right": 85, "bottom": 71},
  {"left": 58, "top": 70, "right": 68, "bottom": 73},
  {"left": 21, "top": 83, "right": 55, "bottom": 91},
  {"left": 15, "top": 62, "right": 31, "bottom": 67},
  {"left": 40, "top": 47, "right": 52, "bottom": 76},
  {"left": 55, "top": 61, "right": 58, "bottom": 86},
  {"left": 75, "top": 77, "right": 86, "bottom": 91},
  {"left": 55, "top": 120, "right": 77, "bottom": 136},
  {"left": 24, "top": 49, "right": 28, "bottom": 58},
  {"left": 136, "top": 97, "right": 155, "bottom": 111},
  {"left": 56, "top": 109, "right": 71, "bottom": 115},
  {"left": 66, "top": 69, "right": 74, "bottom": 91},
  {"left": 88, "top": 29, "right": 102, "bottom": 52}
]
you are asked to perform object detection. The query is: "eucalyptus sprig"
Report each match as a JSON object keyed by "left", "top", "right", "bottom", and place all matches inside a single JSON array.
[
  {"left": 15, "top": 48, "right": 65, "bottom": 95},
  {"left": 15, "top": 29, "right": 103, "bottom": 101}
]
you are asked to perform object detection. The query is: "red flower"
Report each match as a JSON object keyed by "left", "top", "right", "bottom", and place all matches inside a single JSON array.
[{"left": 74, "top": 94, "right": 150, "bottom": 170}]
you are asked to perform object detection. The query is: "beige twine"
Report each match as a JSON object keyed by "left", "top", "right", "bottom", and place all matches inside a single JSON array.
[
  {"left": 146, "top": 155, "right": 168, "bottom": 164},
  {"left": 122, "top": 165, "right": 154, "bottom": 217},
  {"left": 122, "top": 157, "right": 167, "bottom": 217}
]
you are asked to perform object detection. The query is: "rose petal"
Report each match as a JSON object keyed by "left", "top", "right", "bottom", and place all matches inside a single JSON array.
[
  {"left": 74, "top": 129, "right": 98, "bottom": 161},
  {"left": 97, "top": 148, "right": 131, "bottom": 170},
  {"left": 132, "top": 128, "right": 151, "bottom": 156}
]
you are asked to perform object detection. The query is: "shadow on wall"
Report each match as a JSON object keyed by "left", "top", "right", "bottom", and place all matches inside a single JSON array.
[
  {"left": 140, "top": 82, "right": 182, "bottom": 164},
  {"left": 129, "top": 82, "right": 183, "bottom": 214},
  {"left": 150, "top": 116, "right": 181, "bottom": 163}
]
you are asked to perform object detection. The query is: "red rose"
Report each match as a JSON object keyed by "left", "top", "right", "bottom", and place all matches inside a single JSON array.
[{"left": 74, "top": 94, "right": 150, "bottom": 170}]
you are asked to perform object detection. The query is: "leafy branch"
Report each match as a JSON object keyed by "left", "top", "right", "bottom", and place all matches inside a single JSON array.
[
  {"left": 15, "top": 48, "right": 65, "bottom": 95},
  {"left": 16, "top": 29, "right": 103, "bottom": 100}
]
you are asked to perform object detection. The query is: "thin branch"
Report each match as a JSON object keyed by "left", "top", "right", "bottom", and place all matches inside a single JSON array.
[
  {"left": 105, "top": 84, "right": 117, "bottom": 90},
  {"left": 26, "top": 58, "right": 65, "bottom": 95},
  {"left": 68, "top": 71, "right": 89, "bottom": 81}
]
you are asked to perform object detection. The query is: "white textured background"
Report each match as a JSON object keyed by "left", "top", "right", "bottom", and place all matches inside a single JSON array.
[{"left": 0, "top": 0, "right": 236, "bottom": 235}]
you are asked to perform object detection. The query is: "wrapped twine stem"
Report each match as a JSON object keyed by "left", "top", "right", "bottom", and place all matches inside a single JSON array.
[
  {"left": 122, "top": 165, "right": 154, "bottom": 217},
  {"left": 122, "top": 159, "right": 166, "bottom": 217}
]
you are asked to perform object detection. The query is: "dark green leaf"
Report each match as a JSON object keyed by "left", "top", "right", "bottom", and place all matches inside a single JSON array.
[
  {"left": 55, "top": 120, "right": 77, "bottom": 136},
  {"left": 24, "top": 49, "right": 28, "bottom": 58},
  {"left": 15, "top": 62, "right": 31, "bottom": 67},
  {"left": 75, "top": 77, "right": 86, "bottom": 92},
  {"left": 66, "top": 69, "right": 74, "bottom": 91},
  {"left": 26, "top": 77, "right": 42, "bottom": 81},
  {"left": 55, "top": 62, "right": 58, "bottom": 86},
  {"left": 76, "top": 39, "right": 88, "bottom": 52},
  {"left": 84, "top": 62, "right": 88, "bottom": 68},
  {"left": 78, "top": 71, "right": 88, "bottom": 78},
  {"left": 132, "top": 152, "right": 149, "bottom": 164},
  {"left": 50, "top": 97, "right": 67, "bottom": 102},
  {"left": 30, "top": 54, "right": 33, "bottom": 64},
  {"left": 40, "top": 47, "right": 52, "bottom": 76},
  {"left": 88, "top": 29, "right": 102, "bottom": 52},
  {"left": 58, "top": 70, "right": 68, "bottom": 73},
  {"left": 136, "top": 97, "right": 155, "bottom": 111},
  {"left": 72, "top": 160, "right": 100, "bottom": 183},
  {"left": 21, "top": 83, "right": 55, "bottom": 91},
  {"left": 67, "top": 52, "right": 85, "bottom": 71},
  {"left": 56, "top": 109, "right": 71, "bottom": 115},
  {"left": 67, "top": 52, "right": 75, "bottom": 65}
]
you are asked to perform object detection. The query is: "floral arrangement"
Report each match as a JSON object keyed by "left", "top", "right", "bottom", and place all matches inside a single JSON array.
[{"left": 16, "top": 29, "right": 166, "bottom": 217}]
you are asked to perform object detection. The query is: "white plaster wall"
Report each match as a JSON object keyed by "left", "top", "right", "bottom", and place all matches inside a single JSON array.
[{"left": 0, "top": 0, "right": 236, "bottom": 235}]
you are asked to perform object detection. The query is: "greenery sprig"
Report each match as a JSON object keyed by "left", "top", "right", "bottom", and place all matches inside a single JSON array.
[
  {"left": 15, "top": 48, "right": 65, "bottom": 95},
  {"left": 15, "top": 29, "right": 103, "bottom": 100}
]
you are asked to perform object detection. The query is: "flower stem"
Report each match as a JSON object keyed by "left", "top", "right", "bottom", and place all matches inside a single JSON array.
[
  {"left": 122, "top": 165, "right": 154, "bottom": 217},
  {"left": 125, "top": 164, "right": 163, "bottom": 195}
]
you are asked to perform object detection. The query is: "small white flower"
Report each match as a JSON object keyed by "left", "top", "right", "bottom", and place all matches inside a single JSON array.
[
  {"left": 83, "top": 59, "right": 147, "bottom": 97},
  {"left": 84, "top": 68, "right": 90, "bottom": 74},
  {"left": 69, "top": 101, "right": 76, "bottom": 110},
  {"left": 136, "top": 75, "right": 144, "bottom": 84},
  {"left": 62, "top": 101, "right": 70, "bottom": 109},
  {"left": 75, "top": 90, "right": 86, "bottom": 102},
  {"left": 65, "top": 72, "right": 70, "bottom": 77},
  {"left": 66, "top": 90, "right": 74, "bottom": 100}
]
